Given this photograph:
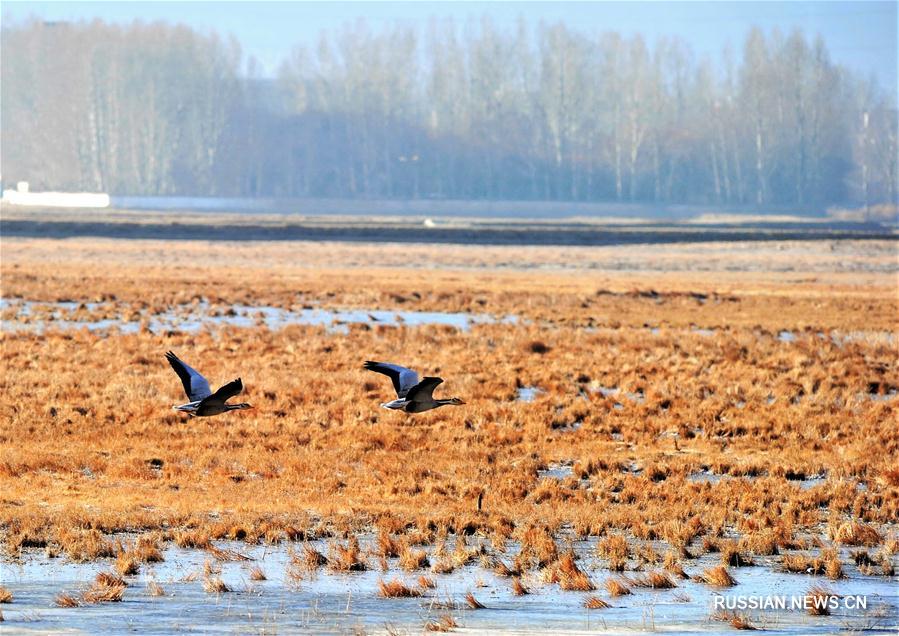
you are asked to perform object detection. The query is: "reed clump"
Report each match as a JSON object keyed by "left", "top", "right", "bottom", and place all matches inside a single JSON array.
[
  {"left": 378, "top": 578, "right": 422, "bottom": 598},
  {"left": 83, "top": 576, "right": 126, "bottom": 603},
  {"left": 696, "top": 566, "right": 736, "bottom": 587},
  {"left": 424, "top": 614, "right": 458, "bottom": 632},
  {"left": 584, "top": 596, "right": 610, "bottom": 609},
  {"left": 465, "top": 591, "right": 486, "bottom": 609},
  {"left": 604, "top": 578, "right": 632, "bottom": 597},
  {"left": 55, "top": 593, "right": 81, "bottom": 608},
  {"left": 328, "top": 537, "right": 367, "bottom": 572},
  {"left": 202, "top": 577, "right": 230, "bottom": 594},
  {"left": 712, "top": 610, "right": 756, "bottom": 630},
  {"left": 805, "top": 586, "right": 839, "bottom": 616}
]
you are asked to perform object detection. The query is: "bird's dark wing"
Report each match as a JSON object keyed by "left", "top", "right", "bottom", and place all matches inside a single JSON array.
[
  {"left": 363, "top": 361, "right": 419, "bottom": 398},
  {"left": 406, "top": 377, "right": 443, "bottom": 403},
  {"left": 206, "top": 378, "right": 243, "bottom": 404},
  {"left": 165, "top": 351, "right": 212, "bottom": 401}
]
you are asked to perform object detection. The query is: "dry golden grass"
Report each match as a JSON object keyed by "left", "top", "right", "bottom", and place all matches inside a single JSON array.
[
  {"left": 0, "top": 587, "right": 11, "bottom": 603},
  {"left": 584, "top": 596, "right": 611, "bottom": 609},
  {"left": 1, "top": 237, "right": 897, "bottom": 593},
  {"left": 114, "top": 552, "right": 140, "bottom": 576},
  {"left": 465, "top": 591, "right": 486, "bottom": 609},
  {"left": 378, "top": 578, "right": 422, "bottom": 598},
  {"left": 55, "top": 593, "right": 80, "bottom": 608},
  {"left": 398, "top": 544, "right": 430, "bottom": 571},
  {"left": 202, "top": 577, "right": 230, "bottom": 594},
  {"left": 631, "top": 571, "right": 677, "bottom": 589},
  {"left": 697, "top": 566, "right": 737, "bottom": 587},
  {"left": 328, "top": 537, "right": 367, "bottom": 572},
  {"left": 805, "top": 585, "right": 839, "bottom": 616},
  {"left": 831, "top": 521, "right": 883, "bottom": 547},
  {"left": 712, "top": 610, "right": 757, "bottom": 630},
  {"left": 424, "top": 614, "right": 458, "bottom": 632},
  {"left": 551, "top": 552, "right": 596, "bottom": 591},
  {"left": 417, "top": 575, "right": 436, "bottom": 589},
  {"left": 249, "top": 566, "right": 267, "bottom": 581},
  {"left": 146, "top": 579, "right": 165, "bottom": 596},
  {"left": 511, "top": 577, "right": 529, "bottom": 595},
  {"left": 604, "top": 578, "right": 632, "bottom": 597},
  {"left": 95, "top": 572, "right": 127, "bottom": 588},
  {"left": 83, "top": 577, "right": 126, "bottom": 603}
]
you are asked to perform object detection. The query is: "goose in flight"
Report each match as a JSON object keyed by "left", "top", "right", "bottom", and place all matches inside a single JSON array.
[
  {"left": 165, "top": 351, "right": 252, "bottom": 417},
  {"left": 363, "top": 361, "right": 465, "bottom": 413}
]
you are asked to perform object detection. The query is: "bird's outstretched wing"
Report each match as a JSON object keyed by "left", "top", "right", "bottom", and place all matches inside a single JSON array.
[
  {"left": 406, "top": 377, "right": 443, "bottom": 403},
  {"left": 165, "top": 351, "right": 213, "bottom": 401},
  {"left": 206, "top": 378, "right": 243, "bottom": 404},
  {"left": 363, "top": 361, "right": 419, "bottom": 398}
]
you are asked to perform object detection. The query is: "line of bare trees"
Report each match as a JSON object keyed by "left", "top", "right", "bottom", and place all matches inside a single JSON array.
[{"left": 2, "top": 17, "right": 896, "bottom": 208}]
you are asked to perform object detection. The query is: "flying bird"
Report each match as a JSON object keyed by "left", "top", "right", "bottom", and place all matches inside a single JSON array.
[
  {"left": 363, "top": 360, "right": 465, "bottom": 413},
  {"left": 165, "top": 351, "right": 252, "bottom": 417}
]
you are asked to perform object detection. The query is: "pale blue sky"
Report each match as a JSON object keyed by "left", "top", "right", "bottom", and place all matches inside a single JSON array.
[{"left": 3, "top": 1, "right": 896, "bottom": 90}]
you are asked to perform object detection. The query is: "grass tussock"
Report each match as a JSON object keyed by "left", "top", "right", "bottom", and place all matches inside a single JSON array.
[
  {"left": 83, "top": 578, "right": 126, "bottom": 603},
  {"left": 511, "top": 577, "right": 529, "bottom": 595},
  {"left": 832, "top": 521, "right": 882, "bottom": 547},
  {"left": 696, "top": 566, "right": 736, "bottom": 587},
  {"left": 328, "top": 537, "right": 367, "bottom": 572},
  {"left": 0, "top": 588, "right": 11, "bottom": 603},
  {"left": 249, "top": 566, "right": 267, "bottom": 581},
  {"left": 418, "top": 575, "right": 436, "bottom": 589},
  {"left": 584, "top": 596, "right": 611, "bottom": 609},
  {"left": 399, "top": 544, "right": 430, "bottom": 571},
  {"left": 95, "top": 572, "right": 127, "bottom": 588},
  {"left": 465, "top": 591, "right": 486, "bottom": 609},
  {"left": 632, "top": 571, "right": 677, "bottom": 589},
  {"left": 604, "top": 578, "right": 632, "bottom": 597},
  {"left": 296, "top": 544, "right": 328, "bottom": 571},
  {"left": 146, "top": 579, "right": 165, "bottom": 596},
  {"left": 712, "top": 610, "right": 756, "bottom": 630},
  {"left": 114, "top": 552, "right": 140, "bottom": 576},
  {"left": 805, "top": 585, "right": 839, "bottom": 616},
  {"left": 424, "top": 614, "right": 458, "bottom": 632},
  {"left": 720, "top": 540, "right": 754, "bottom": 567},
  {"left": 174, "top": 530, "right": 212, "bottom": 549},
  {"left": 55, "top": 593, "right": 81, "bottom": 608},
  {"left": 203, "top": 577, "right": 230, "bottom": 594},
  {"left": 378, "top": 578, "right": 422, "bottom": 598},
  {"left": 551, "top": 551, "right": 596, "bottom": 591}
]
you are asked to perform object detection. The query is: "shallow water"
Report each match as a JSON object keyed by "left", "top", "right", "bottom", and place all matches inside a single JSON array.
[
  {"left": 537, "top": 461, "right": 575, "bottom": 480},
  {"left": 1, "top": 539, "right": 896, "bottom": 634},
  {"left": 516, "top": 387, "right": 542, "bottom": 403},
  {"left": 0, "top": 299, "right": 517, "bottom": 335}
]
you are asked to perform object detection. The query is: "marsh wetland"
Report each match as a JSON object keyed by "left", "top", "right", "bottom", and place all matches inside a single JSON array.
[{"left": 0, "top": 236, "right": 896, "bottom": 633}]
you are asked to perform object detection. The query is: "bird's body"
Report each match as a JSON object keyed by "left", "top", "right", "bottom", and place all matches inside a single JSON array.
[
  {"left": 363, "top": 361, "right": 464, "bottom": 413},
  {"left": 165, "top": 351, "right": 251, "bottom": 417}
]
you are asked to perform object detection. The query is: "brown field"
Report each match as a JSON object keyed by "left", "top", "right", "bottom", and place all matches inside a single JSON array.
[{"left": 1, "top": 236, "right": 897, "bottom": 588}]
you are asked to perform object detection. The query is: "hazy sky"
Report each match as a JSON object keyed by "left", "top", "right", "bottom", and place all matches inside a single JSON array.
[{"left": 3, "top": 1, "right": 896, "bottom": 90}]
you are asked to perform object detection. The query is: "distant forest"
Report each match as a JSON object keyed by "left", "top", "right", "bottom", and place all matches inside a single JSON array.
[{"left": 1, "top": 17, "right": 896, "bottom": 208}]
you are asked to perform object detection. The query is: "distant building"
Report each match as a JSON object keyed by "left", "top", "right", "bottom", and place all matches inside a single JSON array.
[{"left": 1, "top": 181, "right": 110, "bottom": 208}]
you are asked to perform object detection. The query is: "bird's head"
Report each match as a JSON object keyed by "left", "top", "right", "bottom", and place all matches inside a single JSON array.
[
  {"left": 448, "top": 397, "right": 466, "bottom": 406},
  {"left": 228, "top": 402, "right": 253, "bottom": 411}
]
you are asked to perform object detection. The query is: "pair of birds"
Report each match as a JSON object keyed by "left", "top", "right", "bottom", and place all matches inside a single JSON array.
[{"left": 165, "top": 352, "right": 465, "bottom": 417}]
